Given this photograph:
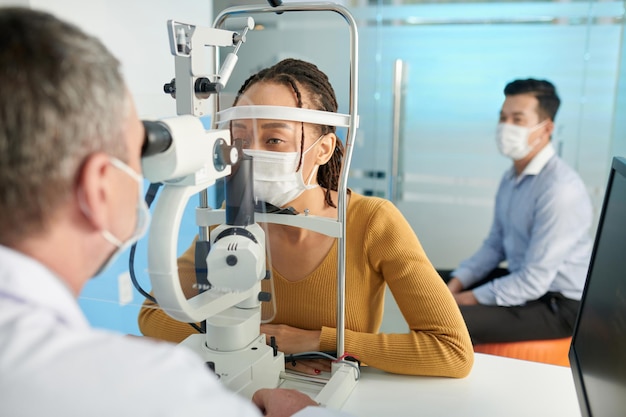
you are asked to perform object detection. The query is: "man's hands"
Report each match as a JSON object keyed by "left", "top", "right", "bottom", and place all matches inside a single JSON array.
[
  {"left": 252, "top": 388, "right": 318, "bottom": 417},
  {"left": 261, "top": 324, "right": 329, "bottom": 375},
  {"left": 447, "top": 277, "right": 479, "bottom": 306}
]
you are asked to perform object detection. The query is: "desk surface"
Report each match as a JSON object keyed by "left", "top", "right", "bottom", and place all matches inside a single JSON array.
[{"left": 339, "top": 353, "right": 581, "bottom": 417}]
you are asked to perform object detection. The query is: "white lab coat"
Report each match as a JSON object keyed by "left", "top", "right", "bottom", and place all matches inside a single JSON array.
[{"left": 0, "top": 244, "right": 334, "bottom": 417}]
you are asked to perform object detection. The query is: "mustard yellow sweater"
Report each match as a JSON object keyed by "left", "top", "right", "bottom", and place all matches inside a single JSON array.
[{"left": 138, "top": 192, "right": 473, "bottom": 377}]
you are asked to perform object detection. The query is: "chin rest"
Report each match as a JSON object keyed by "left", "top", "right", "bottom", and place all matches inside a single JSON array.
[{"left": 473, "top": 337, "right": 572, "bottom": 367}]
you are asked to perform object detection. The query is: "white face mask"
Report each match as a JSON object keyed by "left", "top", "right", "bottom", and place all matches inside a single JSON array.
[
  {"left": 243, "top": 135, "right": 323, "bottom": 208},
  {"left": 496, "top": 121, "right": 546, "bottom": 160},
  {"left": 85, "top": 157, "right": 151, "bottom": 276}
]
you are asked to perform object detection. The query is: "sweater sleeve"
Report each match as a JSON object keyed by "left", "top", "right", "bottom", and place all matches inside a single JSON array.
[{"left": 318, "top": 198, "right": 474, "bottom": 378}]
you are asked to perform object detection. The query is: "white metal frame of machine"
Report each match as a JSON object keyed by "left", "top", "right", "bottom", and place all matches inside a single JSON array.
[{"left": 142, "top": 2, "right": 360, "bottom": 409}]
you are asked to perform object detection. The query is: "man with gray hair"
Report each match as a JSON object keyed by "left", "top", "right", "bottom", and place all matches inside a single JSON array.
[{"left": 0, "top": 7, "right": 332, "bottom": 417}]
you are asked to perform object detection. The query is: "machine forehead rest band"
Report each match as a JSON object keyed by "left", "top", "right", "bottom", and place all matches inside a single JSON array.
[{"left": 216, "top": 105, "right": 355, "bottom": 128}]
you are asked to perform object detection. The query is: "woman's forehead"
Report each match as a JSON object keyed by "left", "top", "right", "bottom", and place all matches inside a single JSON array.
[{"left": 231, "top": 119, "right": 297, "bottom": 131}]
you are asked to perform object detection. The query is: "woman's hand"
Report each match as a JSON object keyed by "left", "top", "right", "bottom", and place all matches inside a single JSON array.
[
  {"left": 261, "top": 323, "right": 321, "bottom": 353},
  {"left": 261, "top": 323, "right": 329, "bottom": 375}
]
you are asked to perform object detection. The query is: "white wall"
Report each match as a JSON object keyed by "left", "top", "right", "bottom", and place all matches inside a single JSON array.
[{"left": 0, "top": 0, "right": 213, "bottom": 119}]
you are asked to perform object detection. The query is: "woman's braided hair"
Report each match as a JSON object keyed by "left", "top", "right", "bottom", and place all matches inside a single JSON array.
[{"left": 233, "top": 58, "right": 344, "bottom": 208}]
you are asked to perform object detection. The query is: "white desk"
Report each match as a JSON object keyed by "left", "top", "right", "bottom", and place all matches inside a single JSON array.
[{"left": 338, "top": 353, "right": 581, "bottom": 417}]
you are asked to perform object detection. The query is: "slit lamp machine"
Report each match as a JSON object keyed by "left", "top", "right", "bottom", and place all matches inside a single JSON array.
[{"left": 138, "top": 2, "right": 360, "bottom": 409}]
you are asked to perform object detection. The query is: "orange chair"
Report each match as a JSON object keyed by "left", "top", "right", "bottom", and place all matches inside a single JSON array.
[{"left": 474, "top": 337, "right": 572, "bottom": 367}]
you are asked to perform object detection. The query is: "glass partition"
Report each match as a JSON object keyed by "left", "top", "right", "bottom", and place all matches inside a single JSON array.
[{"left": 347, "top": 0, "right": 625, "bottom": 268}]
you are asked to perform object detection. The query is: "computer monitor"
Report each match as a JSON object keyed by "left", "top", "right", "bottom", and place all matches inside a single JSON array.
[{"left": 569, "top": 156, "right": 626, "bottom": 417}]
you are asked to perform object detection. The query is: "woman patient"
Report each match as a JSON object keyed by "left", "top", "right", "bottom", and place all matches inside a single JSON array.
[{"left": 138, "top": 58, "right": 473, "bottom": 378}]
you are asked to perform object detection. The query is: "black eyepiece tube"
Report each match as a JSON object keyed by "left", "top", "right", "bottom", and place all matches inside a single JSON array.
[
  {"left": 225, "top": 153, "right": 255, "bottom": 226},
  {"left": 141, "top": 120, "right": 173, "bottom": 157}
]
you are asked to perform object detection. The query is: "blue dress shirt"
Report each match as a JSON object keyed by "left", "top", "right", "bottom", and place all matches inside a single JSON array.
[{"left": 453, "top": 144, "right": 593, "bottom": 306}]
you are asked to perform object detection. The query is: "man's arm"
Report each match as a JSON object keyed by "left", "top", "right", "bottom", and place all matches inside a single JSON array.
[
  {"left": 472, "top": 176, "right": 592, "bottom": 306},
  {"left": 451, "top": 176, "right": 508, "bottom": 291},
  {"left": 452, "top": 214, "right": 506, "bottom": 290}
]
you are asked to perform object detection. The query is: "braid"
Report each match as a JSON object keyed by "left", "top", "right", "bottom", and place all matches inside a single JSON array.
[{"left": 233, "top": 58, "right": 343, "bottom": 208}]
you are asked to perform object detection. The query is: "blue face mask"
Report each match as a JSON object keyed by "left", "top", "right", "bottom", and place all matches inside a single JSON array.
[{"left": 96, "top": 157, "right": 151, "bottom": 275}]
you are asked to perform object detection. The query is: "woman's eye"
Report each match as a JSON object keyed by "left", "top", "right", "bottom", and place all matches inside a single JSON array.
[{"left": 266, "top": 138, "right": 283, "bottom": 145}]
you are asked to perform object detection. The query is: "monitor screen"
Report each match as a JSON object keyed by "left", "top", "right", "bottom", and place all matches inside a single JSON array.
[{"left": 569, "top": 156, "right": 626, "bottom": 417}]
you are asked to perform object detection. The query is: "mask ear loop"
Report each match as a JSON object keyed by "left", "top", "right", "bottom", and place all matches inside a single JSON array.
[
  {"left": 80, "top": 184, "right": 122, "bottom": 247},
  {"left": 304, "top": 164, "right": 320, "bottom": 187},
  {"left": 530, "top": 119, "right": 549, "bottom": 133},
  {"left": 77, "top": 181, "right": 120, "bottom": 246},
  {"left": 300, "top": 134, "right": 326, "bottom": 186},
  {"left": 529, "top": 119, "right": 549, "bottom": 148}
]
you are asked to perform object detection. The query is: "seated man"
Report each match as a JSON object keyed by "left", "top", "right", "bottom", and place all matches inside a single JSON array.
[{"left": 446, "top": 78, "right": 593, "bottom": 344}]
